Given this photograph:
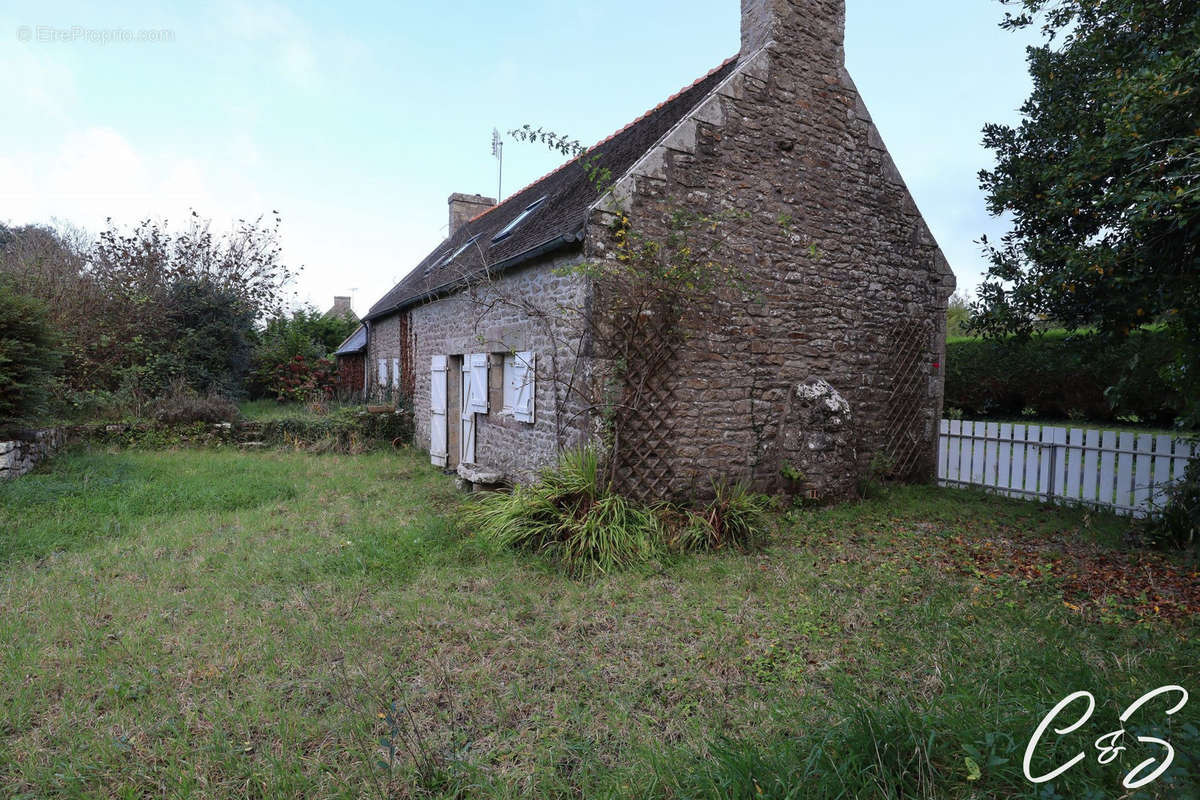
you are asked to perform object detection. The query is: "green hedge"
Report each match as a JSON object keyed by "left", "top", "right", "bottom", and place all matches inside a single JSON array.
[
  {"left": 944, "top": 330, "right": 1183, "bottom": 427},
  {"left": 73, "top": 406, "right": 414, "bottom": 452},
  {"left": 0, "top": 283, "right": 62, "bottom": 431},
  {"left": 256, "top": 408, "right": 413, "bottom": 450}
]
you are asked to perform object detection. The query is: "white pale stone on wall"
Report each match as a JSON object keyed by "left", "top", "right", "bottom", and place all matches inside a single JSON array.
[{"left": 0, "top": 428, "right": 63, "bottom": 480}]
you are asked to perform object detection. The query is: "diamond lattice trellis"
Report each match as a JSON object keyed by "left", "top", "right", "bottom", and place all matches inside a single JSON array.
[
  {"left": 609, "top": 310, "right": 680, "bottom": 501},
  {"left": 881, "top": 316, "right": 934, "bottom": 480}
]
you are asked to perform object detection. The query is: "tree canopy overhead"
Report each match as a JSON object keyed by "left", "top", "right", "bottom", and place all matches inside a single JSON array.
[{"left": 975, "top": 0, "right": 1199, "bottom": 421}]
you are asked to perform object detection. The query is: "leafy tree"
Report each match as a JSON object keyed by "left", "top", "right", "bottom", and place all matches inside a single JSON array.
[
  {"left": 0, "top": 282, "right": 62, "bottom": 428},
  {"left": 975, "top": 0, "right": 1200, "bottom": 423},
  {"left": 166, "top": 278, "right": 257, "bottom": 394},
  {"left": 248, "top": 306, "right": 358, "bottom": 400},
  {"left": 1, "top": 214, "right": 298, "bottom": 409},
  {"left": 947, "top": 290, "right": 974, "bottom": 338}
]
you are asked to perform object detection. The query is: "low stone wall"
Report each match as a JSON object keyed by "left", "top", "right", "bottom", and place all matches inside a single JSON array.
[{"left": 0, "top": 428, "right": 64, "bottom": 480}]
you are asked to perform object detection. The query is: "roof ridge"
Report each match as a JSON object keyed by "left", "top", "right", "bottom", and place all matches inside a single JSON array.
[
  {"left": 585, "top": 54, "right": 739, "bottom": 154},
  {"left": 366, "top": 54, "right": 741, "bottom": 320},
  {"left": 468, "top": 54, "right": 739, "bottom": 226}
]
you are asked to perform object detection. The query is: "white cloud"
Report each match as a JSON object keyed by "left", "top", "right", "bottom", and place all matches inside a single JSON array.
[
  {"left": 0, "top": 125, "right": 266, "bottom": 235},
  {"left": 0, "top": 36, "right": 78, "bottom": 122},
  {"left": 223, "top": 0, "right": 325, "bottom": 91}
]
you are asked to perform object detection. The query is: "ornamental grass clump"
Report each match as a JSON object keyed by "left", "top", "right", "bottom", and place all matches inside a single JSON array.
[
  {"left": 468, "top": 449, "right": 776, "bottom": 576},
  {"left": 466, "top": 448, "right": 663, "bottom": 576},
  {"left": 671, "top": 480, "right": 774, "bottom": 553}
]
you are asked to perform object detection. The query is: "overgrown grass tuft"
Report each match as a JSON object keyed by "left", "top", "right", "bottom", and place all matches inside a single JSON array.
[
  {"left": 465, "top": 448, "right": 663, "bottom": 576},
  {"left": 467, "top": 450, "right": 776, "bottom": 576},
  {"left": 640, "top": 660, "right": 1200, "bottom": 799},
  {"left": 671, "top": 480, "right": 773, "bottom": 553}
]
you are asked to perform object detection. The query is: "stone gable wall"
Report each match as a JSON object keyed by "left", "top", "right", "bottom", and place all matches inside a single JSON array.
[{"left": 587, "top": 23, "right": 954, "bottom": 499}]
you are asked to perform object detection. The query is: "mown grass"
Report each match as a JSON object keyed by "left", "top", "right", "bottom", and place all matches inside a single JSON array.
[{"left": 0, "top": 449, "right": 1195, "bottom": 798}]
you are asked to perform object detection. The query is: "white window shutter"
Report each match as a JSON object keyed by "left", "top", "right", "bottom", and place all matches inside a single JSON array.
[
  {"left": 430, "top": 355, "right": 448, "bottom": 466},
  {"left": 469, "top": 353, "right": 489, "bottom": 414},
  {"left": 502, "top": 354, "right": 518, "bottom": 414},
  {"left": 514, "top": 351, "right": 535, "bottom": 424},
  {"left": 391, "top": 358, "right": 400, "bottom": 388},
  {"left": 378, "top": 358, "right": 388, "bottom": 386}
]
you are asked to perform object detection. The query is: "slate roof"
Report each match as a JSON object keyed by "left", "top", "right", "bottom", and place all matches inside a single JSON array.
[
  {"left": 365, "top": 54, "right": 740, "bottom": 321},
  {"left": 333, "top": 324, "right": 367, "bottom": 356}
]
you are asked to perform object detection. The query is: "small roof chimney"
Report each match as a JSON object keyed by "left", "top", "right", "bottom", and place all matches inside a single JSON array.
[
  {"left": 741, "top": 0, "right": 845, "bottom": 60},
  {"left": 448, "top": 193, "right": 496, "bottom": 237},
  {"left": 326, "top": 296, "right": 355, "bottom": 318}
]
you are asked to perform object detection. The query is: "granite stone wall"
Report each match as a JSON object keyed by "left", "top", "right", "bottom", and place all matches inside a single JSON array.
[
  {"left": 368, "top": 0, "right": 953, "bottom": 499},
  {"left": 404, "top": 250, "right": 593, "bottom": 484},
  {"left": 588, "top": 0, "right": 955, "bottom": 499},
  {"left": 365, "top": 312, "right": 403, "bottom": 400},
  {"left": 0, "top": 428, "right": 63, "bottom": 480}
]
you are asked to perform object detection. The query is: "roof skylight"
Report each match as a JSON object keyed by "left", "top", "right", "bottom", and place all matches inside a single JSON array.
[
  {"left": 440, "top": 235, "right": 480, "bottom": 267},
  {"left": 491, "top": 196, "right": 547, "bottom": 244}
]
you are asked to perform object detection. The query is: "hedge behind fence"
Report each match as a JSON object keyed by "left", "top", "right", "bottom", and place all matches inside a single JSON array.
[{"left": 944, "top": 330, "right": 1183, "bottom": 427}]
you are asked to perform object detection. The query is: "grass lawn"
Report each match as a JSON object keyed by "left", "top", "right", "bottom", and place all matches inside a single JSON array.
[
  {"left": 236, "top": 399, "right": 362, "bottom": 422},
  {"left": 1, "top": 447, "right": 1196, "bottom": 798}
]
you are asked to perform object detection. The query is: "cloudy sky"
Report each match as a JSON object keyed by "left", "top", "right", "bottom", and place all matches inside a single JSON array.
[{"left": 0, "top": 1, "right": 1038, "bottom": 316}]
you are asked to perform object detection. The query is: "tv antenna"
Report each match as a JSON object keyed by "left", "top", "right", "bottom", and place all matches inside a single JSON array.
[{"left": 492, "top": 128, "right": 504, "bottom": 201}]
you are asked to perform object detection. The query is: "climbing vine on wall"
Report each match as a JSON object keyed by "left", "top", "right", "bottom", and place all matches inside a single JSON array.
[{"left": 459, "top": 127, "right": 752, "bottom": 497}]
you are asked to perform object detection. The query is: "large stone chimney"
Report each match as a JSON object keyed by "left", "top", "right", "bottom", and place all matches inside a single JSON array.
[
  {"left": 448, "top": 193, "right": 496, "bottom": 236},
  {"left": 741, "top": 0, "right": 845, "bottom": 61}
]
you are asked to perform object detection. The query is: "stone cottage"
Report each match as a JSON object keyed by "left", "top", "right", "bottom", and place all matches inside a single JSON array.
[
  {"left": 333, "top": 324, "right": 367, "bottom": 399},
  {"left": 362, "top": 0, "right": 955, "bottom": 499}
]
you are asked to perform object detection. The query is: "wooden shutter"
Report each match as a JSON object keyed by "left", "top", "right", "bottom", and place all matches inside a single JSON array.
[
  {"left": 377, "top": 358, "right": 388, "bottom": 387},
  {"left": 468, "top": 353, "right": 489, "bottom": 414},
  {"left": 460, "top": 360, "right": 476, "bottom": 465},
  {"left": 502, "top": 354, "right": 518, "bottom": 414},
  {"left": 391, "top": 358, "right": 400, "bottom": 388},
  {"left": 430, "top": 355, "right": 448, "bottom": 467},
  {"left": 514, "top": 351, "right": 535, "bottom": 424}
]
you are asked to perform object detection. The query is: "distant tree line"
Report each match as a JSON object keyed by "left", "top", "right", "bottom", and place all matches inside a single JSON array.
[{"left": 0, "top": 215, "right": 358, "bottom": 427}]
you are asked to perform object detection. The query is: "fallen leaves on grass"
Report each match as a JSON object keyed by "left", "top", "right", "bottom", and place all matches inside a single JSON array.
[{"left": 956, "top": 536, "right": 1198, "bottom": 622}]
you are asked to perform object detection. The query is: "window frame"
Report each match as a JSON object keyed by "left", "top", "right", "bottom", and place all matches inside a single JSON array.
[{"left": 490, "top": 196, "right": 547, "bottom": 244}]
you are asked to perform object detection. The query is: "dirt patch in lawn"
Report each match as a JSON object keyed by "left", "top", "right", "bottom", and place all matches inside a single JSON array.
[{"left": 951, "top": 534, "right": 1199, "bottom": 622}]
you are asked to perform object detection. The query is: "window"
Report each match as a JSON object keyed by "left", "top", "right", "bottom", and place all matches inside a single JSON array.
[
  {"left": 503, "top": 351, "right": 535, "bottom": 423},
  {"left": 439, "top": 235, "right": 480, "bottom": 268},
  {"left": 491, "top": 197, "right": 547, "bottom": 243}
]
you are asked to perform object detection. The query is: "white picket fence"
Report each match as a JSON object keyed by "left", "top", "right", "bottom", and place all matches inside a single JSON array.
[{"left": 938, "top": 420, "right": 1196, "bottom": 518}]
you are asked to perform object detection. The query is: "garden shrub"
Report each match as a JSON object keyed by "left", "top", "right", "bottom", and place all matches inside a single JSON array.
[
  {"left": 466, "top": 448, "right": 663, "bottom": 576},
  {"left": 944, "top": 330, "right": 1181, "bottom": 426},
  {"left": 257, "top": 404, "right": 413, "bottom": 451},
  {"left": 264, "top": 355, "right": 338, "bottom": 403},
  {"left": 149, "top": 378, "right": 239, "bottom": 425},
  {"left": 670, "top": 480, "right": 773, "bottom": 553},
  {"left": 467, "top": 448, "right": 773, "bottom": 576},
  {"left": 0, "top": 282, "right": 62, "bottom": 431},
  {"left": 247, "top": 306, "right": 358, "bottom": 400},
  {"left": 75, "top": 400, "right": 414, "bottom": 453},
  {"left": 1137, "top": 458, "right": 1199, "bottom": 556}
]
